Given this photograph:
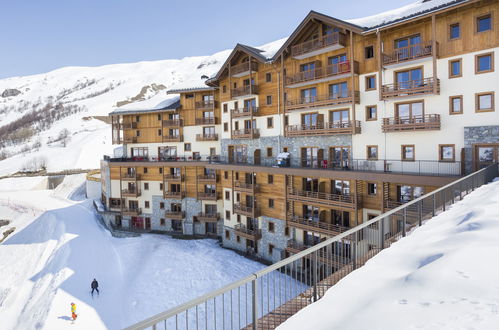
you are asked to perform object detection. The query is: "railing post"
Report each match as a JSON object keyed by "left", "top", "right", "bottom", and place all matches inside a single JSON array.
[
  {"left": 432, "top": 194, "right": 436, "bottom": 217},
  {"left": 380, "top": 217, "right": 385, "bottom": 250},
  {"left": 252, "top": 279, "right": 257, "bottom": 330},
  {"left": 352, "top": 235, "right": 357, "bottom": 270},
  {"left": 442, "top": 190, "right": 446, "bottom": 211},
  {"left": 419, "top": 200, "right": 423, "bottom": 226},
  {"left": 402, "top": 208, "right": 407, "bottom": 237},
  {"left": 312, "top": 251, "right": 318, "bottom": 302}
]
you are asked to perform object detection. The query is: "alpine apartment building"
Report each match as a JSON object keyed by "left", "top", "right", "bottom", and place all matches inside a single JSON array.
[{"left": 100, "top": 0, "right": 499, "bottom": 264}]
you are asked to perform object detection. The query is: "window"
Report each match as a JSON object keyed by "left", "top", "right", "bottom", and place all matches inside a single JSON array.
[
  {"left": 143, "top": 167, "right": 148, "bottom": 174},
  {"left": 284, "top": 227, "right": 290, "bottom": 236},
  {"left": 224, "top": 171, "right": 228, "bottom": 179},
  {"left": 367, "top": 183, "right": 377, "bottom": 195},
  {"left": 268, "top": 174, "right": 274, "bottom": 184},
  {"left": 157, "top": 114, "right": 161, "bottom": 121},
  {"left": 475, "top": 92, "right": 494, "bottom": 112},
  {"left": 449, "top": 23, "right": 460, "bottom": 39},
  {"left": 365, "top": 75, "right": 376, "bottom": 90},
  {"left": 449, "top": 59, "right": 462, "bottom": 78},
  {"left": 284, "top": 115, "right": 289, "bottom": 126},
  {"left": 401, "top": 145, "right": 415, "bottom": 161},
  {"left": 225, "top": 191, "right": 230, "bottom": 200},
  {"left": 237, "top": 214, "right": 241, "bottom": 223},
  {"left": 395, "top": 67, "right": 422, "bottom": 85},
  {"left": 159, "top": 167, "right": 163, "bottom": 174},
  {"left": 236, "top": 236, "right": 240, "bottom": 243},
  {"left": 268, "top": 244, "right": 274, "bottom": 255},
  {"left": 477, "top": 14, "right": 492, "bottom": 33},
  {"left": 268, "top": 222, "right": 275, "bottom": 232},
  {"left": 283, "top": 147, "right": 288, "bottom": 152},
  {"left": 157, "top": 129, "right": 162, "bottom": 136},
  {"left": 266, "top": 147, "right": 272, "bottom": 157},
  {"left": 131, "top": 147, "right": 148, "bottom": 157},
  {"left": 160, "top": 218, "right": 165, "bottom": 226},
  {"left": 222, "top": 85, "right": 227, "bottom": 93},
  {"left": 184, "top": 143, "right": 191, "bottom": 151},
  {"left": 301, "top": 87, "right": 317, "bottom": 103},
  {"left": 266, "top": 95, "right": 272, "bottom": 105},
  {"left": 145, "top": 201, "right": 150, "bottom": 208},
  {"left": 223, "top": 122, "right": 228, "bottom": 132},
  {"left": 365, "top": 45, "right": 374, "bottom": 59},
  {"left": 160, "top": 202, "right": 165, "bottom": 209},
  {"left": 225, "top": 230, "right": 230, "bottom": 239},
  {"left": 268, "top": 199, "right": 274, "bottom": 209},
  {"left": 136, "top": 130, "right": 141, "bottom": 137},
  {"left": 144, "top": 182, "right": 149, "bottom": 190},
  {"left": 160, "top": 183, "right": 163, "bottom": 190},
  {"left": 475, "top": 53, "right": 494, "bottom": 74},
  {"left": 225, "top": 210, "right": 230, "bottom": 220},
  {"left": 266, "top": 72, "right": 272, "bottom": 82},
  {"left": 439, "top": 144, "right": 455, "bottom": 162},
  {"left": 365, "top": 105, "right": 377, "bottom": 121},
  {"left": 267, "top": 117, "right": 273, "bottom": 128},
  {"left": 367, "top": 145, "right": 378, "bottom": 160},
  {"left": 396, "top": 101, "right": 423, "bottom": 119},
  {"left": 223, "top": 104, "right": 228, "bottom": 113},
  {"left": 449, "top": 96, "right": 463, "bottom": 114},
  {"left": 136, "top": 115, "right": 140, "bottom": 122}
]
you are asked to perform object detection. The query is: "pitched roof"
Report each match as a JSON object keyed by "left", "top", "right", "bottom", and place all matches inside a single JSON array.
[{"left": 109, "top": 95, "right": 180, "bottom": 115}]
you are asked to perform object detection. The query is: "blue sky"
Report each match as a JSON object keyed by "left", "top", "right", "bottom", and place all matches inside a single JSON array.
[{"left": 0, "top": 0, "right": 413, "bottom": 79}]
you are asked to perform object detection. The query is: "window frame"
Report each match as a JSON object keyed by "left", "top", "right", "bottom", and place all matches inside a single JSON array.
[
  {"left": 365, "top": 105, "right": 377, "bottom": 121},
  {"left": 438, "top": 144, "right": 456, "bottom": 162},
  {"left": 265, "top": 72, "right": 272, "bottom": 82},
  {"left": 401, "top": 144, "right": 416, "bottom": 161},
  {"left": 449, "top": 22, "right": 461, "bottom": 40},
  {"left": 366, "top": 145, "right": 378, "bottom": 160},
  {"left": 267, "top": 117, "right": 274, "bottom": 128},
  {"left": 475, "top": 52, "right": 494, "bottom": 74},
  {"left": 266, "top": 95, "right": 272, "bottom": 105},
  {"left": 364, "top": 45, "right": 374, "bottom": 59},
  {"left": 448, "top": 58, "right": 462, "bottom": 78},
  {"left": 367, "top": 183, "right": 377, "bottom": 196},
  {"left": 476, "top": 13, "right": 492, "bottom": 34},
  {"left": 449, "top": 95, "right": 463, "bottom": 115},
  {"left": 475, "top": 91, "right": 495, "bottom": 112},
  {"left": 365, "top": 75, "right": 376, "bottom": 91}
]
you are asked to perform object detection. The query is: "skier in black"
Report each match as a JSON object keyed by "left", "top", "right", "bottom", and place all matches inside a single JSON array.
[{"left": 91, "top": 278, "right": 99, "bottom": 297}]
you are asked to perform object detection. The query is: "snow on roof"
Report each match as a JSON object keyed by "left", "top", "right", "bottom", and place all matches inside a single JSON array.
[
  {"left": 347, "top": 0, "right": 468, "bottom": 30},
  {"left": 109, "top": 94, "right": 180, "bottom": 115},
  {"left": 258, "top": 37, "right": 288, "bottom": 60}
]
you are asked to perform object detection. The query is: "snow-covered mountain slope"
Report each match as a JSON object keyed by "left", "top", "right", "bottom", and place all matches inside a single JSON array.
[
  {"left": 0, "top": 39, "right": 286, "bottom": 176},
  {"left": 279, "top": 178, "right": 499, "bottom": 330}
]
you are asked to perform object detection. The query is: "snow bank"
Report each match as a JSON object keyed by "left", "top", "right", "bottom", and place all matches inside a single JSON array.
[{"left": 279, "top": 179, "right": 499, "bottom": 330}]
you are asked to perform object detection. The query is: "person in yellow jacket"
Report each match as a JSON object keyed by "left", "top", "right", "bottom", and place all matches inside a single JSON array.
[{"left": 71, "top": 302, "right": 78, "bottom": 321}]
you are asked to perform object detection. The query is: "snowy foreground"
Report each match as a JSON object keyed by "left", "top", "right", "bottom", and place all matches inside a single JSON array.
[
  {"left": 280, "top": 179, "right": 499, "bottom": 330},
  {"left": 0, "top": 175, "right": 269, "bottom": 329}
]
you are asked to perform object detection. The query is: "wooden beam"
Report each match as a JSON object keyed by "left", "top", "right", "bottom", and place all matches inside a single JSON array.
[
  {"left": 377, "top": 30, "right": 383, "bottom": 101},
  {"left": 432, "top": 14, "right": 438, "bottom": 95}
]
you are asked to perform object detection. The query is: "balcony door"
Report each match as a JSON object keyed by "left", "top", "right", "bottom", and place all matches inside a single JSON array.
[
  {"left": 300, "top": 62, "right": 317, "bottom": 80},
  {"left": 301, "top": 147, "right": 322, "bottom": 168},
  {"left": 168, "top": 113, "right": 180, "bottom": 120},
  {"left": 129, "top": 200, "right": 139, "bottom": 210},
  {"left": 301, "top": 87, "right": 317, "bottom": 103},
  {"left": 395, "top": 34, "right": 421, "bottom": 61},
  {"left": 395, "top": 68, "right": 422, "bottom": 89},
  {"left": 303, "top": 205, "right": 320, "bottom": 222},
  {"left": 159, "top": 146, "right": 176, "bottom": 160},
  {"left": 304, "top": 232, "right": 321, "bottom": 247},
  {"left": 329, "top": 82, "right": 348, "bottom": 99},
  {"left": 302, "top": 177, "right": 319, "bottom": 192},
  {"left": 246, "top": 217, "right": 258, "bottom": 231},
  {"left": 302, "top": 112, "right": 323, "bottom": 128},
  {"left": 332, "top": 180, "right": 350, "bottom": 196},
  {"left": 202, "top": 94, "right": 214, "bottom": 103},
  {"left": 203, "top": 126, "right": 215, "bottom": 136},
  {"left": 328, "top": 54, "right": 347, "bottom": 74},
  {"left": 127, "top": 182, "right": 136, "bottom": 192},
  {"left": 169, "top": 184, "right": 181, "bottom": 194},
  {"left": 168, "top": 128, "right": 179, "bottom": 137},
  {"left": 330, "top": 109, "right": 349, "bottom": 127},
  {"left": 332, "top": 210, "right": 350, "bottom": 228},
  {"left": 205, "top": 204, "right": 217, "bottom": 215},
  {"left": 244, "top": 98, "right": 256, "bottom": 110},
  {"left": 330, "top": 146, "right": 350, "bottom": 168},
  {"left": 396, "top": 102, "right": 423, "bottom": 123},
  {"left": 171, "top": 203, "right": 182, "bottom": 212}
]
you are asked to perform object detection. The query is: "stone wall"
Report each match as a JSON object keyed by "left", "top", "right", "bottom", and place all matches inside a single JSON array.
[
  {"left": 464, "top": 125, "right": 499, "bottom": 173},
  {"left": 259, "top": 216, "right": 288, "bottom": 263}
]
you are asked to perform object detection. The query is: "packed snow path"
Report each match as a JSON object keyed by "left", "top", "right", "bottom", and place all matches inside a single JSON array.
[
  {"left": 0, "top": 176, "right": 269, "bottom": 329},
  {"left": 279, "top": 178, "right": 499, "bottom": 330}
]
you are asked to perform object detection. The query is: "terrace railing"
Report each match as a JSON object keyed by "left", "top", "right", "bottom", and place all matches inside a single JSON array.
[{"left": 124, "top": 163, "right": 498, "bottom": 330}]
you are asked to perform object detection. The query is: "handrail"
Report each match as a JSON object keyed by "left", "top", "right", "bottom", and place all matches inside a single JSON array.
[
  {"left": 285, "top": 60, "right": 358, "bottom": 85},
  {"left": 382, "top": 41, "right": 436, "bottom": 65},
  {"left": 291, "top": 32, "right": 346, "bottom": 57}
]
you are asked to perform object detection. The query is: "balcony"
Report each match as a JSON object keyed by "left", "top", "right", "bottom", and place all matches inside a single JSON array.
[
  {"left": 287, "top": 215, "right": 349, "bottom": 236},
  {"left": 123, "top": 136, "right": 138, "bottom": 144},
  {"left": 196, "top": 134, "right": 219, "bottom": 141},
  {"left": 231, "top": 107, "right": 259, "bottom": 118},
  {"left": 121, "top": 172, "right": 139, "bottom": 181},
  {"left": 285, "top": 61, "right": 359, "bottom": 88},
  {"left": 121, "top": 189, "right": 141, "bottom": 197},
  {"left": 382, "top": 41, "right": 437, "bottom": 67},
  {"left": 162, "top": 119, "right": 183, "bottom": 127},
  {"left": 195, "top": 101, "right": 216, "bottom": 110},
  {"left": 231, "top": 85, "right": 259, "bottom": 98},
  {"left": 121, "top": 208, "right": 142, "bottom": 216},
  {"left": 287, "top": 188, "right": 358, "bottom": 210},
  {"left": 162, "top": 135, "right": 183, "bottom": 142},
  {"left": 163, "top": 191, "right": 185, "bottom": 199},
  {"left": 165, "top": 210, "right": 185, "bottom": 220},
  {"left": 382, "top": 114, "right": 441, "bottom": 132},
  {"left": 285, "top": 120, "right": 361, "bottom": 137},
  {"left": 196, "top": 212, "right": 220, "bottom": 222},
  {"left": 197, "top": 192, "right": 219, "bottom": 201},
  {"left": 290, "top": 32, "right": 347, "bottom": 59},
  {"left": 231, "top": 128, "right": 260, "bottom": 139},
  {"left": 234, "top": 181, "right": 260, "bottom": 193},
  {"left": 234, "top": 223, "right": 262, "bottom": 240},
  {"left": 122, "top": 122, "right": 138, "bottom": 129},
  {"left": 381, "top": 77, "right": 439, "bottom": 99},
  {"left": 285, "top": 91, "right": 359, "bottom": 112},
  {"left": 195, "top": 117, "right": 217, "bottom": 125},
  {"left": 231, "top": 61, "right": 258, "bottom": 77},
  {"left": 233, "top": 203, "right": 261, "bottom": 217},
  {"left": 197, "top": 174, "right": 217, "bottom": 183},
  {"left": 163, "top": 174, "right": 183, "bottom": 182}
]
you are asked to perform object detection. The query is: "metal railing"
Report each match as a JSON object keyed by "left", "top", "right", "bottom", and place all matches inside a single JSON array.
[{"left": 124, "top": 163, "right": 498, "bottom": 330}]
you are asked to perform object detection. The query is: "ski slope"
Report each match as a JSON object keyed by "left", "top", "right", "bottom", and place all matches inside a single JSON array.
[
  {"left": 0, "top": 175, "right": 271, "bottom": 329},
  {"left": 279, "top": 178, "right": 499, "bottom": 330}
]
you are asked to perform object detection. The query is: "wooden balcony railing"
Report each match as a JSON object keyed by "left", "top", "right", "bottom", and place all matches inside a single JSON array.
[
  {"left": 285, "top": 91, "right": 359, "bottom": 111},
  {"left": 195, "top": 101, "right": 216, "bottom": 110},
  {"left": 121, "top": 189, "right": 141, "bottom": 197},
  {"left": 195, "top": 117, "right": 217, "bottom": 125},
  {"left": 165, "top": 210, "right": 185, "bottom": 220},
  {"left": 382, "top": 41, "right": 437, "bottom": 66},
  {"left": 285, "top": 120, "right": 361, "bottom": 137},
  {"left": 291, "top": 32, "right": 347, "bottom": 58},
  {"left": 197, "top": 192, "right": 219, "bottom": 201},
  {"left": 163, "top": 191, "right": 185, "bottom": 199},
  {"left": 231, "top": 128, "right": 259, "bottom": 139},
  {"left": 234, "top": 181, "right": 260, "bottom": 193},
  {"left": 162, "top": 119, "right": 183, "bottom": 127},
  {"left": 382, "top": 114, "right": 441, "bottom": 132},
  {"left": 123, "top": 122, "right": 138, "bottom": 129},
  {"left": 234, "top": 223, "right": 262, "bottom": 240},
  {"left": 287, "top": 188, "right": 358, "bottom": 210},
  {"left": 197, "top": 174, "right": 217, "bottom": 183},
  {"left": 285, "top": 60, "right": 359, "bottom": 86},
  {"left": 123, "top": 136, "right": 138, "bottom": 143},
  {"left": 121, "top": 172, "right": 138, "bottom": 181},
  {"left": 231, "top": 61, "right": 259, "bottom": 77},
  {"left": 381, "top": 77, "right": 439, "bottom": 99},
  {"left": 163, "top": 174, "right": 183, "bottom": 182},
  {"left": 231, "top": 85, "right": 259, "bottom": 98},
  {"left": 196, "top": 212, "right": 220, "bottom": 222},
  {"left": 230, "top": 107, "right": 259, "bottom": 118},
  {"left": 196, "top": 134, "right": 218, "bottom": 141},
  {"left": 233, "top": 203, "right": 260, "bottom": 217},
  {"left": 287, "top": 215, "right": 349, "bottom": 236},
  {"left": 121, "top": 208, "right": 142, "bottom": 216},
  {"left": 162, "top": 135, "right": 183, "bottom": 142}
]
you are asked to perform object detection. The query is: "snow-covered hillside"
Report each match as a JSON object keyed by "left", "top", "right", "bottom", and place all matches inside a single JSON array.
[
  {"left": 279, "top": 178, "right": 499, "bottom": 330},
  {"left": 0, "top": 39, "right": 285, "bottom": 176},
  {"left": 0, "top": 175, "right": 273, "bottom": 329}
]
